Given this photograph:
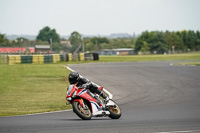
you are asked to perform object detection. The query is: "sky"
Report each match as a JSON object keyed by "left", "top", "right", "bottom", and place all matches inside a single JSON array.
[{"left": 0, "top": 0, "right": 200, "bottom": 36}]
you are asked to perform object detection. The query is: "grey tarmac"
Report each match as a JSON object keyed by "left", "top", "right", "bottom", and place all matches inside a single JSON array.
[{"left": 0, "top": 61, "right": 200, "bottom": 133}]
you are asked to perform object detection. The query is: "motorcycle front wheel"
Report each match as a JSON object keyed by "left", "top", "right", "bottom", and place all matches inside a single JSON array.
[
  {"left": 72, "top": 101, "right": 92, "bottom": 120},
  {"left": 107, "top": 100, "right": 122, "bottom": 119}
]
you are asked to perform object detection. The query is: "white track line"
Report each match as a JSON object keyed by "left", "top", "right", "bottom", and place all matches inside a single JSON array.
[
  {"left": 66, "top": 66, "right": 113, "bottom": 99},
  {"left": 1, "top": 109, "right": 73, "bottom": 118},
  {"left": 155, "top": 130, "right": 200, "bottom": 133}
]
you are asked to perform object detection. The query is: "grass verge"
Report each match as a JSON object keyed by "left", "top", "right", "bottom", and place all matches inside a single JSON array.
[
  {"left": 0, "top": 52, "right": 200, "bottom": 116},
  {"left": 174, "top": 62, "right": 200, "bottom": 66},
  {"left": 99, "top": 52, "right": 200, "bottom": 62},
  {"left": 0, "top": 63, "right": 71, "bottom": 116}
]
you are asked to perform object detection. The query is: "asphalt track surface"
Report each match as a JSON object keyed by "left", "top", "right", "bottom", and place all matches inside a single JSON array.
[{"left": 1, "top": 61, "right": 200, "bottom": 133}]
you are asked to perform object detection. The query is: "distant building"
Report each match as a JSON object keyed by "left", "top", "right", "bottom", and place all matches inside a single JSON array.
[
  {"left": 94, "top": 48, "right": 134, "bottom": 55},
  {"left": 60, "top": 40, "right": 71, "bottom": 45},
  {"left": 60, "top": 41, "right": 67, "bottom": 44},
  {"left": 35, "top": 45, "right": 51, "bottom": 53}
]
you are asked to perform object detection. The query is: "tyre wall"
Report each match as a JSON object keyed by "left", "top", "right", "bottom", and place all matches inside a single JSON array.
[{"left": 8, "top": 54, "right": 64, "bottom": 65}]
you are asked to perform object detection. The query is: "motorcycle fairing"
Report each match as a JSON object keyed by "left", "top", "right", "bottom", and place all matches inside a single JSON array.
[
  {"left": 77, "top": 89, "right": 99, "bottom": 114},
  {"left": 78, "top": 88, "right": 87, "bottom": 96},
  {"left": 76, "top": 87, "right": 108, "bottom": 115},
  {"left": 72, "top": 99, "right": 84, "bottom": 107},
  {"left": 106, "top": 100, "right": 116, "bottom": 106},
  {"left": 67, "top": 84, "right": 111, "bottom": 116}
]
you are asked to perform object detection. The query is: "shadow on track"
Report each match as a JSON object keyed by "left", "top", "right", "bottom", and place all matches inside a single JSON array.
[{"left": 59, "top": 118, "right": 113, "bottom": 121}]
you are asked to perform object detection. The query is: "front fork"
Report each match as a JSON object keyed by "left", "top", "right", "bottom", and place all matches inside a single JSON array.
[{"left": 72, "top": 98, "right": 87, "bottom": 109}]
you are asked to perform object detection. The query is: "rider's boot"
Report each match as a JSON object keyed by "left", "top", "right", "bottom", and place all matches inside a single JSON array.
[
  {"left": 100, "top": 92, "right": 109, "bottom": 110},
  {"left": 98, "top": 87, "right": 109, "bottom": 102},
  {"left": 100, "top": 92, "right": 109, "bottom": 102}
]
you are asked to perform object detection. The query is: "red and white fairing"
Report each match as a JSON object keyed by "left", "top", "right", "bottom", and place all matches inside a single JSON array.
[{"left": 66, "top": 84, "right": 112, "bottom": 116}]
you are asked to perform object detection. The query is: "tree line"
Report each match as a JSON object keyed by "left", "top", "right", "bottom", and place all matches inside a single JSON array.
[
  {"left": 135, "top": 30, "right": 200, "bottom": 54},
  {"left": 1, "top": 26, "right": 200, "bottom": 54},
  {"left": 0, "top": 26, "right": 136, "bottom": 53}
]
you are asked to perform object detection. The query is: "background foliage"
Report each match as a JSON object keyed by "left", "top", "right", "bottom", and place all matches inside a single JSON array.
[
  {"left": 135, "top": 30, "right": 200, "bottom": 54},
  {"left": 1, "top": 27, "right": 200, "bottom": 54}
]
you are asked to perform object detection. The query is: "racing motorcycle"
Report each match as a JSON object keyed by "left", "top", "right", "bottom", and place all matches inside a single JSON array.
[{"left": 66, "top": 84, "right": 122, "bottom": 120}]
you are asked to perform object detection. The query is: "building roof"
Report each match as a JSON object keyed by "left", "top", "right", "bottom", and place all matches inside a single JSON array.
[
  {"left": 100, "top": 48, "right": 134, "bottom": 52},
  {"left": 0, "top": 47, "right": 35, "bottom": 53},
  {"left": 35, "top": 45, "right": 50, "bottom": 49},
  {"left": 112, "top": 48, "right": 134, "bottom": 51}
]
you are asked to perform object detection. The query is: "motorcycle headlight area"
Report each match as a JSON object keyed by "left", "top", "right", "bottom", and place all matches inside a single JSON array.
[{"left": 67, "top": 97, "right": 72, "bottom": 101}]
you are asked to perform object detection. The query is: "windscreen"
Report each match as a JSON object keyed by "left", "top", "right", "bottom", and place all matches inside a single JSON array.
[{"left": 67, "top": 84, "right": 74, "bottom": 95}]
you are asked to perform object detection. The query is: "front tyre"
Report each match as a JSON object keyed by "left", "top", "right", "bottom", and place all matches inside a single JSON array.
[
  {"left": 107, "top": 100, "right": 122, "bottom": 119},
  {"left": 72, "top": 101, "right": 92, "bottom": 120}
]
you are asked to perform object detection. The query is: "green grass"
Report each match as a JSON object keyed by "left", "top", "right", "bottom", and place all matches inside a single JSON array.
[
  {"left": 0, "top": 63, "right": 71, "bottom": 116},
  {"left": 99, "top": 52, "right": 200, "bottom": 62},
  {"left": 174, "top": 62, "right": 200, "bottom": 66}
]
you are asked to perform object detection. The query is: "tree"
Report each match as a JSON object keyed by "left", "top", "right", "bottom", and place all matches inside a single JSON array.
[
  {"left": 155, "top": 41, "right": 169, "bottom": 54},
  {"left": 135, "top": 31, "right": 168, "bottom": 54},
  {"left": 196, "top": 31, "right": 200, "bottom": 50},
  {"left": 36, "top": 40, "right": 49, "bottom": 45},
  {"left": 52, "top": 42, "right": 61, "bottom": 52},
  {"left": 69, "top": 31, "right": 82, "bottom": 53},
  {"left": 90, "top": 37, "right": 109, "bottom": 50},
  {"left": 135, "top": 31, "right": 149, "bottom": 53},
  {"left": 176, "top": 30, "right": 188, "bottom": 51},
  {"left": 140, "top": 41, "right": 150, "bottom": 54},
  {"left": 165, "top": 32, "right": 184, "bottom": 52},
  {"left": 36, "top": 26, "right": 60, "bottom": 43},
  {"left": 84, "top": 38, "right": 95, "bottom": 52},
  {"left": 186, "top": 30, "right": 197, "bottom": 51},
  {"left": 147, "top": 31, "right": 166, "bottom": 53},
  {"left": 11, "top": 37, "right": 31, "bottom": 47},
  {"left": 0, "top": 34, "right": 10, "bottom": 47},
  {"left": 91, "top": 37, "right": 109, "bottom": 44}
]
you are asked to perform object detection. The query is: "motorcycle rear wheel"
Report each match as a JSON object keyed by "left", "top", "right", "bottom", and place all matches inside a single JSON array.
[
  {"left": 107, "top": 100, "right": 122, "bottom": 119},
  {"left": 72, "top": 101, "right": 92, "bottom": 120}
]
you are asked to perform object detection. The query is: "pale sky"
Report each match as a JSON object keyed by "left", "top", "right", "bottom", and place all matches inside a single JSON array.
[{"left": 0, "top": 0, "right": 200, "bottom": 36}]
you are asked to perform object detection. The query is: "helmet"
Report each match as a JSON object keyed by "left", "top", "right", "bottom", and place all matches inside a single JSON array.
[{"left": 68, "top": 72, "right": 79, "bottom": 84}]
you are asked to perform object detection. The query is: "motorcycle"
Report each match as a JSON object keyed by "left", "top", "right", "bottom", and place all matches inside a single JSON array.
[{"left": 66, "top": 84, "right": 122, "bottom": 120}]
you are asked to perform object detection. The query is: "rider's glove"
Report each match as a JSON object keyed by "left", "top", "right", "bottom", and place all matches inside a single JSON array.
[
  {"left": 82, "top": 84, "right": 87, "bottom": 88},
  {"left": 82, "top": 82, "right": 92, "bottom": 89}
]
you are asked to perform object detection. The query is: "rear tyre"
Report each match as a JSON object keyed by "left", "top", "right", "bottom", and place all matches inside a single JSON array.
[
  {"left": 72, "top": 101, "right": 92, "bottom": 120},
  {"left": 107, "top": 100, "right": 122, "bottom": 119}
]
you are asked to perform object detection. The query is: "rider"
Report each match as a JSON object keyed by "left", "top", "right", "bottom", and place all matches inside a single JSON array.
[{"left": 68, "top": 71, "right": 109, "bottom": 106}]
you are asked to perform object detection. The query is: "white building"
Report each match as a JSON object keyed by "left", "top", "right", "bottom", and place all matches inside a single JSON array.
[{"left": 94, "top": 48, "right": 134, "bottom": 55}]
